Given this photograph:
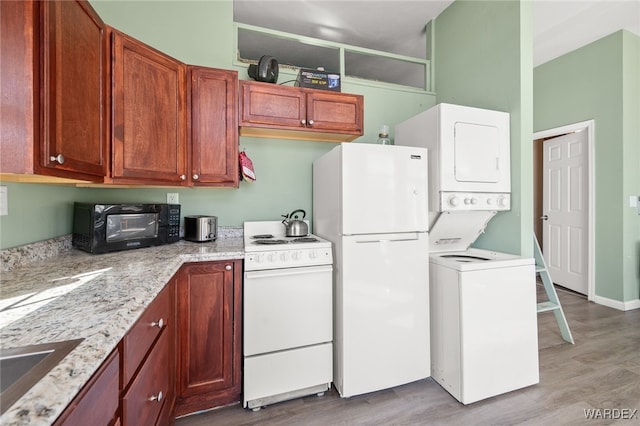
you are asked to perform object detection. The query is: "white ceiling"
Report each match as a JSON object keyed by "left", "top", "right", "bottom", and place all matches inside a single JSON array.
[{"left": 234, "top": 0, "right": 640, "bottom": 68}]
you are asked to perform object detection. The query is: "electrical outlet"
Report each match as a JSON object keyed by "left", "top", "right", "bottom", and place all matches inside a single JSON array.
[
  {"left": 167, "top": 193, "right": 179, "bottom": 204},
  {"left": 0, "top": 186, "right": 7, "bottom": 216}
]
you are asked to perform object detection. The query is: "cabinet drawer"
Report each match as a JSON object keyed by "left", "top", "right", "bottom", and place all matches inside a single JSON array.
[
  {"left": 122, "top": 328, "right": 170, "bottom": 426},
  {"left": 54, "top": 349, "right": 119, "bottom": 426},
  {"left": 122, "top": 284, "right": 171, "bottom": 385}
]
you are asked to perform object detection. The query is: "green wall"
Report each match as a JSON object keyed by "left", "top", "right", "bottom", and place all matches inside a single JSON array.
[
  {"left": 432, "top": 0, "right": 533, "bottom": 257},
  {"left": 534, "top": 30, "right": 640, "bottom": 303},
  {"left": 0, "top": 0, "right": 435, "bottom": 250}
]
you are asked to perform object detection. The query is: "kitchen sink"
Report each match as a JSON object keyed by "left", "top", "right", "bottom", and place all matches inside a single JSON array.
[{"left": 0, "top": 339, "right": 83, "bottom": 414}]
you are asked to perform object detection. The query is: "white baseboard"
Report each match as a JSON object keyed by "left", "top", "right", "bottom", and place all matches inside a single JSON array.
[{"left": 594, "top": 295, "right": 640, "bottom": 311}]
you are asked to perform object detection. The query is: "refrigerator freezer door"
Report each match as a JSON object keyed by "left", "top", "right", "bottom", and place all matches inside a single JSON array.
[
  {"left": 335, "top": 232, "right": 430, "bottom": 397},
  {"left": 341, "top": 144, "right": 428, "bottom": 235}
]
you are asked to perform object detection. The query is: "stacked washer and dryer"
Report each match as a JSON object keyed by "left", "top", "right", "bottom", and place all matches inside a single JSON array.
[{"left": 396, "top": 103, "right": 539, "bottom": 404}]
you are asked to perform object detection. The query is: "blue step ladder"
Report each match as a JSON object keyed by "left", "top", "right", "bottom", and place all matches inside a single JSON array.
[{"left": 534, "top": 236, "right": 574, "bottom": 344}]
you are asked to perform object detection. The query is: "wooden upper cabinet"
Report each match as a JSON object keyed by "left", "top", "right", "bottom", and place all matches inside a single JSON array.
[
  {"left": 1, "top": 0, "right": 108, "bottom": 181},
  {"left": 111, "top": 30, "right": 187, "bottom": 185},
  {"left": 40, "top": 0, "right": 109, "bottom": 180},
  {"left": 306, "top": 90, "right": 363, "bottom": 133},
  {"left": 239, "top": 80, "right": 363, "bottom": 142},
  {"left": 0, "top": 0, "right": 38, "bottom": 175},
  {"left": 188, "top": 67, "right": 239, "bottom": 187}
]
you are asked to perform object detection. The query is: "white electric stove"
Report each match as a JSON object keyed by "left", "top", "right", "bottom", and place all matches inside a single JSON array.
[
  {"left": 244, "top": 221, "right": 333, "bottom": 271},
  {"left": 242, "top": 221, "right": 334, "bottom": 411}
]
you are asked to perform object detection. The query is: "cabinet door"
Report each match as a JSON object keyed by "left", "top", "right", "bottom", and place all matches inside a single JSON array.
[
  {"left": 0, "top": 0, "right": 37, "bottom": 175},
  {"left": 53, "top": 349, "right": 119, "bottom": 426},
  {"left": 176, "top": 260, "right": 242, "bottom": 416},
  {"left": 239, "top": 81, "right": 306, "bottom": 128},
  {"left": 112, "top": 30, "right": 187, "bottom": 185},
  {"left": 189, "top": 67, "right": 238, "bottom": 187},
  {"left": 39, "top": 0, "right": 108, "bottom": 180},
  {"left": 306, "top": 90, "right": 363, "bottom": 134},
  {"left": 122, "top": 328, "right": 171, "bottom": 426}
]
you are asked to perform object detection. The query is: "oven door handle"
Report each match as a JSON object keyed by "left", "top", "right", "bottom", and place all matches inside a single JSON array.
[{"left": 245, "top": 265, "right": 333, "bottom": 279}]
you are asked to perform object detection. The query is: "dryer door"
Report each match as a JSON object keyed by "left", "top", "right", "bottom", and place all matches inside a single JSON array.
[
  {"left": 438, "top": 103, "right": 511, "bottom": 193},
  {"left": 454, "top": 122, "right": 500, "bottom": 183}
]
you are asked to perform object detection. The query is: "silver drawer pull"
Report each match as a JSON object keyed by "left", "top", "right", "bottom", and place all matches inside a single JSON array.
[
  {"left": 151, "top": 318, "right": 164, "bottom": 329},
  {"left": 149, "top": 391, "right": 163, "bottom": 403},
  {"left": 225, "top": 265, "right": 232, "bottom": 271}
]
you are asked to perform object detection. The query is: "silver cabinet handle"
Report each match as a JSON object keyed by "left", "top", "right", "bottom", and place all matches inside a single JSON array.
[
  {"left": 149, "top": 391, "right": 163, "bottom": 403},
  {"left": 225, "top": 265, "right": 232, "bottom": 271},
  {"left": 540, "top": 215, "right": 549, "bottom": 221},
  {"left": 179, "top": 175, "right": 186, "bottom": 181},
  {"left": 50, "top": 154, "right": 65, "bottom": 164},
  {"left": 308, "top": 119, "right": 314, "bottom": 126},
  {"left": 151, "top": 318, "right": 164, "bottom": 329},
  {"left": 300, "top": 119, "right": 306, "bottom": 125},
  {"left": 192, "top": 174, "right": 199, "bottom": 180}
]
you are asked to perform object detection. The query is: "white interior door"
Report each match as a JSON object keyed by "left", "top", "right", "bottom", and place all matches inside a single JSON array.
[{"left": 542, "top": 131, "right": 588, "bottom": 294}]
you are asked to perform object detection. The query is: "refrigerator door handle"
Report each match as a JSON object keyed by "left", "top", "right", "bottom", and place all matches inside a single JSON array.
[
  {"left": 356, "top": 238, "right": 419, "bottom": 244},
  {"left": 351, "top": 232, "right": 423, "bottom": 244}
]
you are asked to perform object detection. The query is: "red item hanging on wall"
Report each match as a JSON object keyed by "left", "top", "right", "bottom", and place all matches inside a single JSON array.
[{"left": 239, "top": 150, "right": 256, "bottom": 182}]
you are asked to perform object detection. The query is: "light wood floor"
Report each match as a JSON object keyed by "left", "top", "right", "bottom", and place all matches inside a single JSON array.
[{"left": 176, "top": 285, "right": 640, "bottom": 425}]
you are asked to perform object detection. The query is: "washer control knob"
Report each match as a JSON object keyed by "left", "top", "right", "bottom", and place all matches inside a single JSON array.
[
  {"left": 497, "top": 196, "right": 508, "bottom": 208},
  {"left": 464, "top": 198, "right": 471, "bottom": 205},
  {"left": 449, "top": 196, "right": 459, "bottom": 207},
  {"left": 470, "top": 198, "right": 478, "bottom": 205}
]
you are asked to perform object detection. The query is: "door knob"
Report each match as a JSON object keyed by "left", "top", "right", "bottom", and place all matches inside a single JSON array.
[{"left": 540, "top": 215, "right": 549, "bottom": 221}]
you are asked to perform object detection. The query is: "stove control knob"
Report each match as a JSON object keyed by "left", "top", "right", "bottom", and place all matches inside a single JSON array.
[
  {"left": 448, "top": 196, "right": 459, "bottom": 207},
  {"left": 309, "top": 251, "right": 317, "bottom": 259},
  {"left": 268, "top": 253, "right": 276, "bottom": 262},
  {"left": 292, "top": 251, "right": 300, "bottom": 260}
]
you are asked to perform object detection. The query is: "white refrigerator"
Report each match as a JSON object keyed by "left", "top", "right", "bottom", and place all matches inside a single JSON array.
[{"left": 313, "top": 143, "right": 430, "bottom": 398}]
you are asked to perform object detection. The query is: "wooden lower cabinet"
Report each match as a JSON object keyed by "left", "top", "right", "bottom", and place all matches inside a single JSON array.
[
  {"left": 120, "top": 278, "right": 176, "bottom": 426},
  {"left": 175, "top": 260, "right": 242, "bottom": 416},
  {"left": 53, "top": 348, "right": 119, "bottom": 426},
  {"left": 54, "top": 260, "right": 243, "bottom": 423}
]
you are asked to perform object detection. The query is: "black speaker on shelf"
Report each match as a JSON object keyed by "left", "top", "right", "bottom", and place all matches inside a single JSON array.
[{"left": 248, "top": 55, "right": 279, "bottom": 84}]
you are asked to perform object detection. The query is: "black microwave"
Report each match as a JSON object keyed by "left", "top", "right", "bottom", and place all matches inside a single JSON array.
[{"left": 72, "top": 203, "right": 181, "bottom": 254}]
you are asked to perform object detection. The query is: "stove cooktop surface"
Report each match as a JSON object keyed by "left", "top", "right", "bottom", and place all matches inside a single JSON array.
[{"left": 243, "top": 221, "right": 331, "bottom": 252}]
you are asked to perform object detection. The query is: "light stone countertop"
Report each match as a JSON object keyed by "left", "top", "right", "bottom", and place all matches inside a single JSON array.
[{"left": 0, "top": 237, "right": 244, "bottom": 426}]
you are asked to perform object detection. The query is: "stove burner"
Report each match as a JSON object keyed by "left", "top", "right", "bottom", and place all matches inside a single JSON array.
[
  {"left": 292, "top": 237, "right": 318, "bottom": 243},
  {"left": 253, "top": 239, "right": 287, "bottom": 245},
  {"left": 252, "top": 234, "right": 274, "bottom": 239}
]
